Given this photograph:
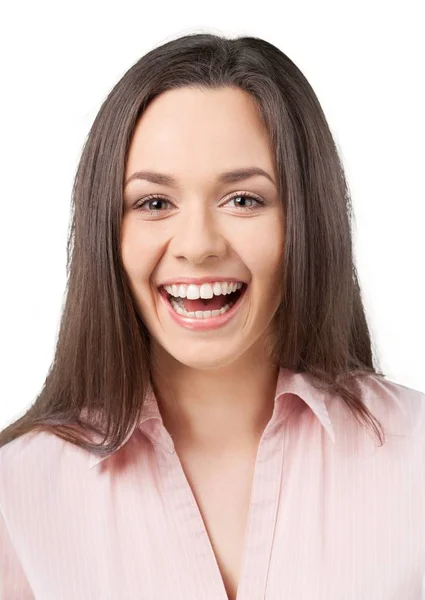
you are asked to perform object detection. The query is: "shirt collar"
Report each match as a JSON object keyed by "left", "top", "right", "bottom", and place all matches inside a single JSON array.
[{"left": 87, "top": 367, "right": 336, "bottom": 469}]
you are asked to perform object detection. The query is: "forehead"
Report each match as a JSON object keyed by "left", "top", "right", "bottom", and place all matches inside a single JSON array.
[{"left": 125, "top": 86, "right": 274, "bottom": 180}]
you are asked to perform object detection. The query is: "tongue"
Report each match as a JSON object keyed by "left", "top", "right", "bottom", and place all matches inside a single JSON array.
[{"left": 183, "top": 294, "right": 231, "bottom": 312}]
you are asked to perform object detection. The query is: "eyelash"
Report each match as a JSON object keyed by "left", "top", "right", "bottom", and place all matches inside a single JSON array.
[{"left": 133, "top": 191, "right": 265, "bottom": 216}]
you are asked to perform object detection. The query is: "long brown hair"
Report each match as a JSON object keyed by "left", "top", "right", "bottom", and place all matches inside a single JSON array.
[{"left": 0, "top": 32, "right": 386, "bottom": 455}]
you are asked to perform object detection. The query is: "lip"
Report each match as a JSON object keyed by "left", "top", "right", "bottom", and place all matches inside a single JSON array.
[
  {"left": 158, "top": 283, "right": 248, "bottom": 331},
  {"left": 158, "top": 276, "right": 247, "bottom": 287}
]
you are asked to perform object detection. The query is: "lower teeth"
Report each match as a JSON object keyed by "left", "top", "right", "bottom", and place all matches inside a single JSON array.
[{"left": 169, "top": 298, "right": 236, "bottom": 319}]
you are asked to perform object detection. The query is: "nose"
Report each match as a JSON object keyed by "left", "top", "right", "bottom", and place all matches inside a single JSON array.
[{"left": 171, "top": 202, "right": 227, "bottom": 265}]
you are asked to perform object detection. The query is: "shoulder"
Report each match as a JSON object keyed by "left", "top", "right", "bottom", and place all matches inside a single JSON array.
[
  {"left": 358, "top": 372, "right": 425, "bottom": 407},
  {"left": 0, "top": 429, "right": 66, "bottom": 471},
  {"left": 0, "top": 430, "right": 88, "bottom": 507},
  {"left": 355, "top": 373, "right": 425, "bottom": 437}
]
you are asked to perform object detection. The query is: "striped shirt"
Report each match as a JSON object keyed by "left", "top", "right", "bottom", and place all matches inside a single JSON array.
[{"left": 1, "top": 367, "right": 425, "bottom": 599}]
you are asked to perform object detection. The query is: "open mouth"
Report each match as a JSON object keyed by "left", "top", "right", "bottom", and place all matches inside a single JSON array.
[{"left": 159, "top": 283, "right": 248, "bottom": 318}]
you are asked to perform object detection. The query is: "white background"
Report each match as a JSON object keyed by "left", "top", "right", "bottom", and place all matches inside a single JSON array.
[{"left": 0, "top": 0, "right": 424, "bottom": 429}]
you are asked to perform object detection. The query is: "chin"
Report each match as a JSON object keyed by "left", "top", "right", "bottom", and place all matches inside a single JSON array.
[{"left": 156, "top": 338, "right": 254, "bottom": 372}]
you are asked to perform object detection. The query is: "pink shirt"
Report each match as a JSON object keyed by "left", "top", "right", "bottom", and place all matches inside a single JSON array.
[{"left": 1, "top": 367, "right": 425, "bottom": 599}]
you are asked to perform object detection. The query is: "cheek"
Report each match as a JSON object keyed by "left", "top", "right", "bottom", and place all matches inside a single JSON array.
[
  {"left": 120, "top": 219, "right": 161, "bottom": 282},
  {"left": 242, "top": 223, "right": 284, "bottom": 281}
]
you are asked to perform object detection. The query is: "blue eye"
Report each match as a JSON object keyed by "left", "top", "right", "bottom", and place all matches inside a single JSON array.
[{"left": 134, "top": 191, "right": 265, "bottom": 216}]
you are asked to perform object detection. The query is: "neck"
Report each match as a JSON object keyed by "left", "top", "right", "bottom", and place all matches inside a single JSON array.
[{"left": 150, "top": 345, "right": 279, "bottom": 454}]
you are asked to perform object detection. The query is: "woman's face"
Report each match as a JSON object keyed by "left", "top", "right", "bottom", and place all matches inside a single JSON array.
[{"left": 121, "top": 86, "right": 284, "bottom": 370}]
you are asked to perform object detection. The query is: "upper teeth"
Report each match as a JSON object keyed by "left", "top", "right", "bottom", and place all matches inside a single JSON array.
[{"left": 163, "top": 281, "right": 243, "bottom": 299}]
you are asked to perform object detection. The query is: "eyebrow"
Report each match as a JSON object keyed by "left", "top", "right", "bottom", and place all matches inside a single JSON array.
[{"left": 124, "top": 167, "right": 276, "bottom": 188}]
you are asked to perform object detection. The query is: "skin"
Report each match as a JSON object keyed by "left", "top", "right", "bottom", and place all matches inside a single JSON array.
[{"left": 121, "top": 86, "right": 285, "bottom": 455}]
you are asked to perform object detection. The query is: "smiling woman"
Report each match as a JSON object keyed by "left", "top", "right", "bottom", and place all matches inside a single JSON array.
[
  {"left": 120, "top": 84, "right": 284, "bottom": 357},
  {"left": 1, "top": 32, "right": 424, "bottom": 600}
]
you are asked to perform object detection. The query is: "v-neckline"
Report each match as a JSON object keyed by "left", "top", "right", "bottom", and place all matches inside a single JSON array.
[{"left": 154, "top": 425, "right": 286, "bottom": 599}]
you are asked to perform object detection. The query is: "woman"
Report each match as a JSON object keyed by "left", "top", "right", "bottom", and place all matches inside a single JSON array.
[{"left": 0, "top": 33, "right": 424, "bottom": 600}]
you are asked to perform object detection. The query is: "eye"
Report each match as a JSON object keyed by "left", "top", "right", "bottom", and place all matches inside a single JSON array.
[
  {"left": 134, "top": 195, "right": 174, "bottom": 215},
  {"left": 133, "top": 190, "right": 265, "bottom": 215},
  {"left": 224, "top": 192, "right": 264, "bottom": 211}
]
